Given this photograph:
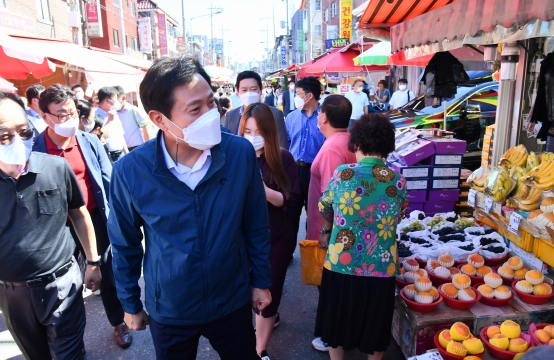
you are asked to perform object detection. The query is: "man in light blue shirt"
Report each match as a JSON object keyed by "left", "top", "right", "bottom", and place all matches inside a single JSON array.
[{"left": 25, "top": 84, "right": 47, "bottom": 137}]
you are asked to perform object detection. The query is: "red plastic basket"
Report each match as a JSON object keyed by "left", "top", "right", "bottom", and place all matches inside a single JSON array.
[
  {"left": 428, "top": 269, "right": 452, "bottom": 287},
  {"left": 438, "top": 284, "right": 481, "bottom": 310},
  {"left": 528, "top": 323, "right": 554, "bottom": 346},
  {"left": 480, "top": 326, "right": 533, "bottom": 360},
  {"left": 395, "top": 277, "right": 411, "bottom": 290},
  {"left": 433, "top": 331, "right": 484, "bottom": 360},
  {"left": 456, "top": 264, "right": 485, "bottom": 286},
  {"left": 483, "top": 253, "right": 508, "bottom": 267},
  {"left": 472, "top": 285, "right": 514, "bottom": 307},
  {"left": 511, "top": 280, "right": 554, "bottom": 305},
  {"left": 399, "top": 287, "right": 443, "bottom": 313}
]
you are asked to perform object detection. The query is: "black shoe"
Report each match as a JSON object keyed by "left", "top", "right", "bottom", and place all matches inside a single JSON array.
[
  {"left": 260, "top": 350, "right": 270, "bottom": 360},
  {"left": 274, "top": 312, "right": 280, "bottom": 328}
]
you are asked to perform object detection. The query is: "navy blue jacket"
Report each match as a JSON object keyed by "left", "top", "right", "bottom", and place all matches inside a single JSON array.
[
  {"left": 32, "top": 130, "right": 112, "bottom": 224},
  {"left": 108, "top": 131, "right": 272, "bottom": 326}
]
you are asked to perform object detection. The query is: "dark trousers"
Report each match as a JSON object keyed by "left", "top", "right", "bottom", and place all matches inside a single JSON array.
[
  {"left": 0, "top": 261, "right": 86, "bottom": 360},
  {"left": 290, "top": 164, "right": 311, "bottom": 238},
  {"left": 149, "top": 302, "right": 260, "bottom": 360},
  {"left": 348, "top": 119, "right": 356, "bottom": 132},
  {"left": 109, "top": 150, "right": 123, "bottom": 163},
  {"left": 70, "top": 210, "right": 124, "bottom": 327}
]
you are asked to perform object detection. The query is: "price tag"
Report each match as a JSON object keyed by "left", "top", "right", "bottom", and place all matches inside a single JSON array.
[
  {"left": 508, "top": 213, "right": 523, "bottom": 235},
  {"left": 468, "top": 189, "right": 477, "bottom": 207},
  {"left": 485, "top": 196, "right": 494, "bottom": 212}
]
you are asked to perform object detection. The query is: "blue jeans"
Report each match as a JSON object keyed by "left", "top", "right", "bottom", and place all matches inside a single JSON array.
[{"left": 348, "top": 119, "right": 357, "bottom": 132}]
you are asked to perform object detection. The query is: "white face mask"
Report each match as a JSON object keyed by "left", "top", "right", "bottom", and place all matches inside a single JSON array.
[
  {"left": 239, "top": 92, "right": 260, "bottom": 107},
  {"left": 75, "top": 92, "right": 85, "bottom": 100},
  {"left": 83, "top": 118, "right": 95, "bottom": 133},
  {"left": 294, "top": 94, "right": 307, "bottom": 111},
  {"left": 164, "top": 108, "right": 221, "bottom": 150},
  {"left": 399, "top": 85, "right": 407, "bottom": 91},
  {"left": 113, "top": 100, "right": 123, "bottom": 111},
  {"left": 47, "top": 114, "right": 79, "bottom": 138},
  {"left": 243, "top": 134, "right": 265, "bottom": 150},
  {"left": 0, "top": 136, "right": 33, "bottom": 167}
]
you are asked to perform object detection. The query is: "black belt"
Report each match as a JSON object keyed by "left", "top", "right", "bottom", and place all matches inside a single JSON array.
[
  {"left": 110, "top": 150, "right": 123, "bottom": 155},
  {"left": 0, "top": 259, "right": 74, "bottom": 287},
  {"left": 296, "top": 161, "right": 312, "bottom": 167}
]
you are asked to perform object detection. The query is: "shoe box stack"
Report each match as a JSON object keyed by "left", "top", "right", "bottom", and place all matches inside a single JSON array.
[
  {"left": 389, "top": 132, "right": 467, "bottom": 217},
  {"left": 481, "top": 124, "right": 495, "bottom": 167}
]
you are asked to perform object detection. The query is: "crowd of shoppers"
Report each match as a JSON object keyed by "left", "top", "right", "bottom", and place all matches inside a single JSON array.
[{"left": 0, "top": 55, "right": 413, "bottom": 360}]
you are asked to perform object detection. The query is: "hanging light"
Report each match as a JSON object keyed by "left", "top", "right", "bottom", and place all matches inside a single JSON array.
[{"left": 500, "top": 43, "right": 519, "bottom": 81}]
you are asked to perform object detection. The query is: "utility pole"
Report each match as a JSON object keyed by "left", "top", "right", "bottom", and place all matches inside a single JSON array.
[
  {"left": 181, "top": 0, "right": 186, "bottom": 51},
  {"left": 118, "top": 0, "right": 126, "bottom": 54}
]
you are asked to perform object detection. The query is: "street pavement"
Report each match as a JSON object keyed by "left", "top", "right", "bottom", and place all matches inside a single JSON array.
[{"left": 0, "top": 211, "right": 405, "bottom": 360}]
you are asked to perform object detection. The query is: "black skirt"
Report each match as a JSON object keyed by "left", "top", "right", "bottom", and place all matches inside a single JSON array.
[{"left": 314, "top": 269, "right": 396, "bottom": 354}]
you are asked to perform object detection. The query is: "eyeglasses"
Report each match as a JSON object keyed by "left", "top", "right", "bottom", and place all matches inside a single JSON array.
[
  {"left": 46, "top": 110, "right": 80, "bottom": 123},
  {"left": 0, "top": 128, "right": 34, "bottom": 145}
]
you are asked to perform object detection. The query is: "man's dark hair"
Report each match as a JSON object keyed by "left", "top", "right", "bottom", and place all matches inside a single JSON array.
[
  {"left": 321, "top": 95, "right": 351, "bottom": 129},
  {"left": 71, "top": 84, "right": 83, "bottom": 91},
  {"left": 97, "top": 86, "right": 118, "bottom": 104},
  {"left": 26, "top": 84, "right": 46, "bottom": 103},
  {"left": 93, "top": 114, "right": 104, "bottom": 130},
  {"left": 76, "top": 99, "right": 92, "bottom": 120},
  {"left": 38, "top": 84, "right": 77, "bottom": 114},
  {"left": 295, "top": 77, "right": 321, "bottom": 100},
  {"left": 378, "top": 80, "right": 388, "bottom": 88},
  {"left": 139, "top": 55, "right": 211, "bottom": 117},
  {"left": 113, "top": 85, "right": 125, "bottom": 96},
  {"left": 353, "top": 79, "right": 364, "bottom": 87},
  {"left": 348, "top": 113, "right": 395, "bottom": 159},
  {"left": 235, "top": 71, "right": 262, "bottom": 90},
  {"left": 399, "top": 78, "right": 408, "bottom": 84},
  {"left": 219, "top": 96, "right": 231, "bottom": 112},
  {"left": 0, "top": 91, "right": 26, "bottom": 112}
]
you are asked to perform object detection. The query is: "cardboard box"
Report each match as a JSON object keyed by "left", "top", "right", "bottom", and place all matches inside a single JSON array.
[
  {"left": 428, "top": 189, "right": 460, "bottom": 202},
  {"left": 423, "top": 154, "right": 464, "bottom": 166},
  {"left": 425, "top": 137, "right": 467, "bottom": 154},
  {"left": 390, "top": 162, "right": 431, "bottom": 179},
  {"left": 406, "top": 179, "right": 430, "bottom": 191},
  {"left": 396, "top": 140, "right": 436, "bottom": 167},
  {"left": 406, "top": 202, "right": 425, "bottom": 213},
  {"left": 430, "top": 166, "right": 462, "bottom": 178},
  {"left": 407, "top": 190, "right": 428, "bottom": 203},
  {"left": 424, "top": 201, "right": 456, "bottom": 213},
  {"left": 392, "top": 297, "right": 474, "bottom": 358},
  {"left": 430, "top": 178, "right": 460, "bottom": 190}
]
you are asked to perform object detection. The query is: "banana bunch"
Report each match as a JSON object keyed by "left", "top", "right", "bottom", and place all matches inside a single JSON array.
[
  {"left": 526, "top": 151, "right": 540, "bottom": 172},
  {"left": 499, "top": 145, "right": 528, "bottom": 168},
  {"left": 467, "top": 165, "right": 490, "bottom": 192},
  {"left": 510, "top": 165, "right": 527, "bottom": 196},
  {"left": 523, "top": 161, "right": 554, "bottom": 191},
  {"left": 506, "top": 198, "right": 519, "bottom": 210},
  {"left": 485, "top": 167, "right": 513, "bottom": 202},
  {"left": 513, "top": 184, "right": 542, "bottom": 211},
  {"left": 542, "top": 152, "right": 554, "bottom": 163}
]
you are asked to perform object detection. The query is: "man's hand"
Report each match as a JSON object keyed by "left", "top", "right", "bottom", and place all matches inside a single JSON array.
[
  {"left": 85, "top": 265, "right": 101, "bottom": 291},
  {"left": 124, "top": 310, "right": 149, "bottom": 331},
  {"left": 318, "top": 232, "right": 330, "bottom": 249},
  {"left": 252, "top": 288, "right": 272, "bottom": 312}
]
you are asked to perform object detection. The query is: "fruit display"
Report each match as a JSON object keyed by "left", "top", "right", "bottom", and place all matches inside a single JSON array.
[
  {"left": 523, "top": 160, "right": 554, "bottom": 191},
  {"left": 499, "top": 144, "right": 528, "bottom": 168},
  {"left": 401, "top": 220, "right": 425, "bottom": 233},
  {"left": 467, "top": 165, "right": 490, "bottom": 192},
  {"left": 434, "top": 323, "right": 484, "bottom": 359},
  {"left": 542, "top": 152, "right": 554, "bottom": 162},
  {"left": 512, "top": 184, "right": 543, "bottom": 211},
  {"left": 485, "top": 167, "right": 513, "bottom": 202},
  {"left": 510, "top": 165, "right": 527, "bottom": 196},
  {"left": 512, "top": 272, "right": 554, "bottom": 305},
  {"left": 480, "top": 321, "right": 533, "bottom": 359},
  {"left": 526, "top": 151, "right": 540, "bottom": 172},
  {"left": 529, "top": 323, "right": 554, "bottom": 346},
  {"left": 455, "top": 218, "right": 477, "bottom": 230}
]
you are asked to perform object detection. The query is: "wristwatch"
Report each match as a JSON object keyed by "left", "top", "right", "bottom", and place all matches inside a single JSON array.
[
  {"left": 320, "top": 227, "right": 331, "bottom": 234},
  {"left": 86, "top": 258, "right": 101, "bottom": 266}
]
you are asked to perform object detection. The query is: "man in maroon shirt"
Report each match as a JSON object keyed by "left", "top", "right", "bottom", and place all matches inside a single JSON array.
[{"left": 33, "top": 84, "right": 132, "bottom": 349}]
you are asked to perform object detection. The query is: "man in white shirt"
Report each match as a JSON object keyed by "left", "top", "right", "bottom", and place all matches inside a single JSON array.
[
  {"left": 389, "top": 78, "right": 416, "bottom": 110},
  {"left": 25, "top": 84, "right": 47, "bottom": 137},
  {"left": 113, "top": 85, "right": 151, "bottom": 151},
  {"left": 344, "top": 80, "right": 369, "bottom": 131},
  {"left": 95, "top": 86, "right": 129, "bottom": 162}
]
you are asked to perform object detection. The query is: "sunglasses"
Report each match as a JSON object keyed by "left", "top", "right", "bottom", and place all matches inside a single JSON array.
[{"left": 0, "top": 128, "right": 34, "bottom": 146}]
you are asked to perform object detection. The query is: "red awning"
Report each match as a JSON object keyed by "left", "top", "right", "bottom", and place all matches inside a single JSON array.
[
  {"left": 388, "top": 46, "right": 485, "bottom": 66},
  {"left": 298, "top": 60, "right": 321, "bottom": 78},
  {"left": 359, "top": 0, "right": 457, "bottom": 28},
  {"left": 391, "top": 0, "right": 554, "bottom": 55},
  {"left": 305, "top": 49, "right": 387, "bottom": 74},
  {"left": 0, "top": 33, "right": 55, "bottom": 80}
]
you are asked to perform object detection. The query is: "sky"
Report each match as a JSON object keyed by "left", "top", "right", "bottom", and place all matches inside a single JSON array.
[{"left": 155, "top": 0, "right": 301, "bottom": 64}]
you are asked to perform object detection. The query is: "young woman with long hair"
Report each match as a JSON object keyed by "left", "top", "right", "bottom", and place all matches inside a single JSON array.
[{"left": 239, "top": 103, "right": 300, "bottom": 360}]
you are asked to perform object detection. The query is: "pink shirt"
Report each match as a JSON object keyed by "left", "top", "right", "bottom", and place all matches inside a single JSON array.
[{"left": 307, "top": 132, "right": 357, "bottom": 240}]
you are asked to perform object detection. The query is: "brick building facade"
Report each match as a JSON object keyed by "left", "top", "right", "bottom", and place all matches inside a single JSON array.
[{"left": 90, "top": 0, "right": 140, "bottom": 56}]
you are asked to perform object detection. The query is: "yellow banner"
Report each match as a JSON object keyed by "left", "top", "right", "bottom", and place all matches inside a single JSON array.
[{"left": 340, "top": 0, "right": 353, "bottom": 42}]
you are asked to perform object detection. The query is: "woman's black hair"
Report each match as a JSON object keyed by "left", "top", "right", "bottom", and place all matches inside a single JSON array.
[
  {"left": 348, "top": 113, "right": 395, "bottom": 159},
  {"left": 378, "top": 80, "right": 388, "bottom": 88},
  {"left": 76, "top": 99, "right": 91, "bottom": 120}
]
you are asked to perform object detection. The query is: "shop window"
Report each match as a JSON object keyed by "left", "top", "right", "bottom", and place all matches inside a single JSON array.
[
  {"left": 331, "top": 2, "right": 337, "bottom": 17},
  {"left": 131, "top": 2, "right": 136, "bottom": 17},
  {"left": 324, "top": 9, "right": 329, "bottom": 22},
  {"left": 36, "top": 0, "right": 51, "bottom": 22},
  {"left": 315, "top": 0, "right": 321, "bottom": 10},
  {"left": 131, "top": 37, "right": 138, "bottom": 51},
  {"left": 315, "top": 25, "right": 321, "bottom": 36},
  {"left": 113, "top": 29, "right": 120, "bottom": 47},
  {"left": 125, "top": 35, "right": 129, "bottom": 49},
  {"left": 114, "top": 0, "right": 121, "bottom": 8}
]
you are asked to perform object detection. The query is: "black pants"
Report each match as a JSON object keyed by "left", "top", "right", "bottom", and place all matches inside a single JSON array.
[
  {"left": 0, "top": 261, "right": 86, "bottom": 360},
  {"left": 149, "top": 302, "right": 260, "bottom": 360},
  {"left": 290, "top": 164, "right": 311, "bottom": 238},
  {"left": 109, "top": 150, "right": 123, "bottom": 163},
  {"left": 70, "top": 210, "right": 124, "bottom": 327}
]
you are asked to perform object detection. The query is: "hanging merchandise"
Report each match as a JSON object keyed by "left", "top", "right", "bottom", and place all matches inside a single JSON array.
[{"left": 422, "top": 52, "right": 470, "bottom": 103}]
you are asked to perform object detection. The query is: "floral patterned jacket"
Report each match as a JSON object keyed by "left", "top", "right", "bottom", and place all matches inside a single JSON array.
[{"left": 319, "top": 157, "right": 407, "bottom": 277}]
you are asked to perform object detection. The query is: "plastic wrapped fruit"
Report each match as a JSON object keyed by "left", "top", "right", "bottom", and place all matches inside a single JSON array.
[
  {"left": 450, "top": 322, "right": 471, "bottom": 341},
  {"left": 452, "top": 274, "right": 471, "bottom": 290},
  {"left": 489, "top": 333, "right": 509, "bottom": 350},
  {"left": 500, "top": 320, "right": 521, "bottom": 339}
]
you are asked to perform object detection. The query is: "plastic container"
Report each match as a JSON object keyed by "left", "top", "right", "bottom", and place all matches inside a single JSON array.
[
  {"left": 493, "top": 266, "right": 515, "bottom": 286},
  {"left": 395, "top": 277, "right": 411, "bottom": 290},
  {"left": 500, "top": 226, "right": 535, "bottom": 253},
  {"left": 399, "top": 287, "right": 443, "bottom": 313},
  {"left": 532, "top": 238, "right": 554, "bottom": 268},
  {"left": 472, "top": 285, "right": 514, "bottom": 307},
  {"left": 483, "top": 253, "right": 508, "bottom": 267},
  {"left": 415, "top": 257, "right": 428, "bottom": 268},
  {"left": 439, "top": 284, "right": 481, "bottom": 310},
  {"left": 456, "top": 264, "right": 485, "bottom": 286},
  {"left": 480, "top": 326, "right": 533, "bottom": 360},
  {"left": 528, "top": 323, "right": 552, "bottom": 346},
  {"left": 511, "top": 280, "right": 554, "bottom": 305},
  {"left": 428, "top": 269, "right": 452, "bottom": 287},
  {"left": 433, "top": 331, "right": 484, "bottom": 360}
]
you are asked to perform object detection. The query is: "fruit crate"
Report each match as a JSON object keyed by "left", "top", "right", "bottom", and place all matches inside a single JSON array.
[
  {"left": 533, "top": 238, "right": 554, "bottom": 268},
  {"left": 499, "top": 226, "right": 535, "bottom": 253}
]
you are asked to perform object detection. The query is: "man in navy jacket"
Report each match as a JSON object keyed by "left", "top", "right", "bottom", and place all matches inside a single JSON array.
[{"left": 108, "top": 55, "right": 272, "bottom": 359}]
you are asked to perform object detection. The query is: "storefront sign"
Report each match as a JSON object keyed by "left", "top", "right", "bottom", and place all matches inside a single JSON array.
[
  {"left": 85, "top": 0, "right": 102, "bottom": 38},
  {"left": 138, "top": 17, "right": 152, "bottom": 52},
  {"left": 157, "top": 14, "right": 168, "bottom": 56},
  {"left": 325, "top": 38, "right": 349, "bottom": 49},
  {"left": 0, "top": 9, "right": 35, "bottom": 35},
  {"left": 337, "top": 84, "right": 351, "bottom": 95},
  {"left": 297, "top": 29, "right": 304, "bottom": 51},
  {"left": 280, "top": 45, "right": 287, "bottom": 67},
  {"left": 339, "top": 0, "right": 352, "bottom": 42},
  {"left": 177, "top": 36, "right": 185, "bottom": 53}
]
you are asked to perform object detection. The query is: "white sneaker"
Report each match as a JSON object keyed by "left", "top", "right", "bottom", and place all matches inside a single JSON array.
[{"left": 312, "top": 337, "right": 329, "bottom": 352}]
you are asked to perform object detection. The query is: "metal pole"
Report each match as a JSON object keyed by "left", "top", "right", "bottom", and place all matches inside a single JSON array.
[
  {"left": 119, "top": 1, "right": 125, "bottom": 54},
  {"left": 443, "top": 100, "right": 448, "bottom": 131},
  {"left": 182, "top": 0, "right": 186, "bottom": 50},
  {"left": 286, "top": 0, "right": 289, "bottom": 64}
]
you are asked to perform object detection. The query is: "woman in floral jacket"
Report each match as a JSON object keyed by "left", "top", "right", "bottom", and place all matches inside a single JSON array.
[{"left": 315, "top": 113, "right": 407, "bottom": 360}]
